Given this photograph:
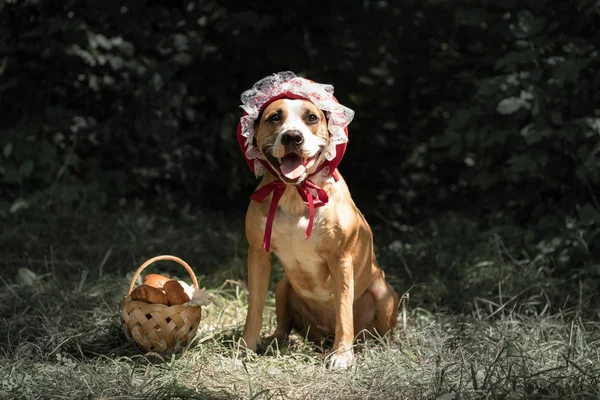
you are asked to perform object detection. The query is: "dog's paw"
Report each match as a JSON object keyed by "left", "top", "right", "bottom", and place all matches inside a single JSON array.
[
  {"left": 259, "top": 335, "right": 286, "bottom": 354},
  {"left": 327, "top": 349, "right": 354, "bottom": 370},
  {"left": 236, "top": 336, "right": 259, "bottom": 360},
  {"left": 235, "top": 344, "right": 253, "bottom": 360}
]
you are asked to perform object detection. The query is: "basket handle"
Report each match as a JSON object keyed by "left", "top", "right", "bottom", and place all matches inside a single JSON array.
[{"left": 127, "top": 255, "right": 200, "bottom": 296}]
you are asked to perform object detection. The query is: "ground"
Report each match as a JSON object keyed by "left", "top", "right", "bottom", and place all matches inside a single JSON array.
[{"left": 0, "top": 204, "right": 598, "bottom": 399}]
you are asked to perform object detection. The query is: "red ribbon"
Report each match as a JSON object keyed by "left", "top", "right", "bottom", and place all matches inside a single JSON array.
[{"left": 250, "top": 173, "right": 336, "bottom": 252}]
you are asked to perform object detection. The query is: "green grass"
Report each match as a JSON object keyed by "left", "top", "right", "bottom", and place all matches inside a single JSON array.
[{"left": 1, "top": 204, "right": 599, "bottom": 399}]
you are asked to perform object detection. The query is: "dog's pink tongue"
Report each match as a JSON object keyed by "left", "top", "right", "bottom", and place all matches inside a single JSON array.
[{"left": 280, "top": 154, "right": 306, "bottom": 180}]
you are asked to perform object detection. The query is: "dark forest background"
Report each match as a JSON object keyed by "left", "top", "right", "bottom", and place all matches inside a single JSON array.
[{"left": 1, "top": 0, "right": 599, "bottom": 311}]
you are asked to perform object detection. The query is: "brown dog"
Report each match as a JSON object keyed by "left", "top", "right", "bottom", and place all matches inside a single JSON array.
[{"left": 237, "top": 73, "right": 399, "bottom": 369}]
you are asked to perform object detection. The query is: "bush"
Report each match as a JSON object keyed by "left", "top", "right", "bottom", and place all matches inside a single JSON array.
[{"left": 1, "top": 1, "right": 598, "bottom": 262}]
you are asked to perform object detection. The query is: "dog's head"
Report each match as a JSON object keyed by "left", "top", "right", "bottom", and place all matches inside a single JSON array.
[
  {"left": 237, "top": 72, "right": 355, "bottom": 181},
  {"left": 254, "top": 99, "right": 329, "bottom": 184}
]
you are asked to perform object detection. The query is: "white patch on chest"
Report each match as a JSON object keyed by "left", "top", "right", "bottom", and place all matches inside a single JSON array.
[{"left": 261, "top": 207, "right": 333, "bottom": 304}]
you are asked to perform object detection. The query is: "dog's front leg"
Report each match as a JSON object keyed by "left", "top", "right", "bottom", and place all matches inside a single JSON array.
[
  {"left": 240, "top": 245, "right": 272, "bottom": 354},
  {"left": 327, "top": 254, "right": 355, "bottom": 370}
]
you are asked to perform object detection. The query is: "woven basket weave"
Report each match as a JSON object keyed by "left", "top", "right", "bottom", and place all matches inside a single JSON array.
[{"left": 120, "top": 255, "right": 202, "bottom": 352}]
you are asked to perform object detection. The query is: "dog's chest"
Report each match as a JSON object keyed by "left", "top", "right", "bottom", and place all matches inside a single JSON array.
[{"left": 265, "top": 211, "right": 334, "bottom": 305}]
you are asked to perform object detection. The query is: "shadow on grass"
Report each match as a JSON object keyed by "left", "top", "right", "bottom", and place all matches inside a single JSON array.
[{"left": 2, "top": 204, "right": 600, "bottom": 399}]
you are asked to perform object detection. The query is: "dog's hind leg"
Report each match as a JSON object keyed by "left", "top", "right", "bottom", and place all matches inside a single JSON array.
[{"left": 369, "top": 273, "right": 399, "bottom": 340}]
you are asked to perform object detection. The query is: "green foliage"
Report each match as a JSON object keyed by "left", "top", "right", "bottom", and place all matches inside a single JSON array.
[
  {"left": 1, "top": 0, "right": 247, "bottom": 209},
  {"left": 395, "top": 211, "right": 600, "bottom": 312},
  {"left": 391, "top": 2, "right": 600, "bottom": 214},
  {"left": 2, "top": 0, "right": 598, "bottom": 215},
  {"left": 1, "top": 0, "right": 599, "bottom": 308}
]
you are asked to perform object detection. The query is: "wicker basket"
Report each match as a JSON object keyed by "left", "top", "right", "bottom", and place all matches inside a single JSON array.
[{"left": 120, "top": 255, "right": 202, "bottom": 352}]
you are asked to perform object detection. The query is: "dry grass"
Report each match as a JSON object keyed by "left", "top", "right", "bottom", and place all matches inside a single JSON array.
[{"left": 1, "top": 206, "right": 599, "bottom": 399}]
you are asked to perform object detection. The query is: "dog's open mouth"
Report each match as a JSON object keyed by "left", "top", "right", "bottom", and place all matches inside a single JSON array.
[{"left": 265, "top": 151, "right": 320, "bottom": 181}]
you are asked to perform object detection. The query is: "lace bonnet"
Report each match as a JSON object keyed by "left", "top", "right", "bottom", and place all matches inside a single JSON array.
[{"left": 236, "top": 71, "right": 355, "bottom": 177}]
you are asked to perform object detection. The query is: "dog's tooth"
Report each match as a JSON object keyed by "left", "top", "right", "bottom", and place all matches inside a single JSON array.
[{"left": 278, "top": 158, "right": 283, "bottom": 165}]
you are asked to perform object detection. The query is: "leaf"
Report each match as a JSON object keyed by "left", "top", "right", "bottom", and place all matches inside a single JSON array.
[
  {"left": 517, "top": 10, "right": 535, "bottom": 35},
  {"left": 550, "top": 111, "right": 563, "bottom": 125},
  {"left": 369, "top": 66, "right": 389, "bottom": 77},
  {"left": 117, "top": 41, "right": 135, "bottom": 57},
  {"left": 578, "top": 203, "right": 600, "bottom": 223},
  {"left": 433, "top": 130, "right": 460, "bottom": 148},
  {"left": 94, "top": 34, "right": 112, "bottom": 50},
  {"left": 486, "top": 129, "right": 510, "bottom": 145},
  {"left": 472, "top": 171, "right": 496, "bottom": 190},
  {"left": 172, "top": 53, "right": 192, "bottom": 65},
  {"left": 495, "top": 51, "right": 534, "bottom": 71},
  {"left": 477, "top": 80, "right": 499, "bottom": 97},
  {"left": 2, "top": 142, "right": 12, "bottom": 158},
  {"left": 10, "top": 198, "right": 29, "bottom": 213},
  {"left": 358, "top": 76, "right": 375, "bottom": 85},
  {"left": 520, "top": 125, "right": 549, "bottom": 145},
  {"left": 2, "top": 165, "right": 20, "bottom": 184},
  {"left": 19, "top": 160, "right": 34, "bottom": 177},
  {"left": 61, "top": 184, "right": 80, "bottom": 203},
  {"left": 497, "top": 91, "right": 533, "bottom": 115},
  {"left": 455, "top": 8, "right": 487, "bottom": 28},
  {"left": 173, "top": 34, "right": 189, "bottom": 52},
  {"left": 67, "top": 44, "right": 96, "bottom": 66},
  {"left": 18, "top": 267, "right": 37, "bottom": 285},
  {"left": 448, "top": 110, "right": 471, "bottom": 130},
  {"left": 509, "top": 154, "right": 537, "bottom": 175},
  {"left": 496, "top": 97, "right": 523, "bottom": 114},
  {"left": 108, "top": 55, "right": 124, "bottom": 70}
]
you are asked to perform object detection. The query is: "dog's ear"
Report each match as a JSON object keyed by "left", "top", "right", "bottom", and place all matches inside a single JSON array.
[
  {"left": 253, "top": 116, "right": 261, "bottom": 129},
  {"left": 252, "top": 116, "right": 261, "bottom": 147},
  {"left": 321, "top": 109, "right": 331, "bottom": 138}
]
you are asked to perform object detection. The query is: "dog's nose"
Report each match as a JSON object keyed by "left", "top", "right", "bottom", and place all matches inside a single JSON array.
[{"left": 281, "top": 131, "right": 304, "bottom": 146}]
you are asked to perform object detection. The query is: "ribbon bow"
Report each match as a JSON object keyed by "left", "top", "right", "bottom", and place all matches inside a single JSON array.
[{"left": 250, "top": 172, "right": 337, "bottom": 252}]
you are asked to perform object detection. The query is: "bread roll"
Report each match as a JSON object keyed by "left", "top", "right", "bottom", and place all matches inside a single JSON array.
[
  {"left": 143, "top": 273, "right": 171, "bottom": 289},
  {"left": 130, "top": 284, "right": 169, "bottom": 305},
  {"left": 164, "top": 280, "right": 190, "bottom": 305}
]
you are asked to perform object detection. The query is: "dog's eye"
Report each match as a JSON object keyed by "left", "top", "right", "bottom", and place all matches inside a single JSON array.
[
  {"left": 307, "top": 114, "right": 318, "bottom": 123},
  {"left": 268, "top": 113, "right": 280, "bottom": 122}
]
